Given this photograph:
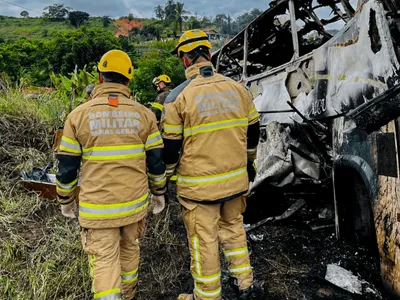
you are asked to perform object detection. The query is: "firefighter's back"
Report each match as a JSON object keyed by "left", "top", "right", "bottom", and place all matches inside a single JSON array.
[
  {"left": 67, "top": 84, "right": 157, "bottom": 228},
  {"left": 171, "top": 66, "right": 257, "bottom": 201}
]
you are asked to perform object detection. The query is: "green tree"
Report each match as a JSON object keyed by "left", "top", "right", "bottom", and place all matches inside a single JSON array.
[
  {"left": 103, "top": 16, "right": 112, "bottom": 27},
  {"left": 50, "top": 65, "right": 98, "bottom": 111},
  {"left": 187, "top": 16, "right": 201, "bottom": 30},
  {"left": 118, "top": 36, "right": 136, "bottom": 59},
  {"left": 43, "top": 3, "right": 71, "bottom": 20},
  {"left": 175, "top": 2, "right": 185, "bottom": 35},
  {"left": 48, "top": 27, "right": 121, "bottom": 75},
  {"left": 233, "top": 9, "right": 263, "bottom": 34},
  {"left": 131, "top": 42, "right": 185, "bottom": 103},
  {"left": 135, "top": 24, "right": 162, "bottom": 41},
  {"left": 164, "top": 0, "right": 176, "bottom": 22},
  {"left": 0, "top": 37, "right": 51, "bottom": 85},
  {"left": 201, "top": 16, "right": 212, "bottom": 28},
  {"left": 68, "top": 11, "right": 90, "bottom": 28},
  {"left": 20, "top": 11, "right": 29, "bottom": 18},
  {"left": 154, "top": 5, "right": 165, "bottom": 21},
  {"left": 222, "top": 15, "right": 232, "bottom": 35}
]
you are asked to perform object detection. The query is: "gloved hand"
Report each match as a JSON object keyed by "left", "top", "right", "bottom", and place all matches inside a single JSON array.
[
  {"left": 151, "top": 194, "right": 166, "bottom": 214},
  {"left": 61, "top": 202, "right": 77, "bottom": 219},
  {"left": 247, "top": 161, "right": 257, "bottom": 183}
]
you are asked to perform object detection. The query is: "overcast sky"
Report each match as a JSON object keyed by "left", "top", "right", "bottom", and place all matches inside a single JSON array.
[
  {"left": 0, "top": 0, "right": 359, "bottom": 31},
  {"left": 0, "top": 0, "right": 273, "bottom": 18}
]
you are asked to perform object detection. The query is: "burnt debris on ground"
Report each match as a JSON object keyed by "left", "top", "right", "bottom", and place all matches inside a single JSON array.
[{"left": 137, "top": 184, "right": 389, "bottom": 300}]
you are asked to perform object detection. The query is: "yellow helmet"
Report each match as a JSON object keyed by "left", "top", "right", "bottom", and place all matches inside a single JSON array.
[
  {"left": 153, "top": 74, "right": 172, "bottom": 85},
  {"left": 98, "top": 49, "right": 134, "bottom": 80},
  {"left": 171, "top": 29, "right": 212, "bottom": 57}
]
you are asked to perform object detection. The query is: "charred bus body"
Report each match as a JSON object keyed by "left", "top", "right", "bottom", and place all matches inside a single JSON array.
[{"left": 212, "top": 0, "right": 400, "bottom": 297}]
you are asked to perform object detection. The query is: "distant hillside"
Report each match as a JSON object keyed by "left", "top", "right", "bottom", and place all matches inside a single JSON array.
[{"left": 0, "top": 16, "right": 155, "bottom": 41}]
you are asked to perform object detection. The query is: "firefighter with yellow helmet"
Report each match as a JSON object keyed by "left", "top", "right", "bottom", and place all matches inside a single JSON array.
[
  {"left": 151, "top": 74, "right": 172, "bottom": 125},
  {"left": 56, "top": 49, "right": 167, "bottom": 300},
  {"left": 162, "top": 30, "right": 261, "bottom": 300}
]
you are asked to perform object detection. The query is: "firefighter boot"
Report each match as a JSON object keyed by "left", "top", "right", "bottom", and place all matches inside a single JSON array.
[
  {"left": 229, "top": 277, "right": 259, "bottom": 300},
  {"left": 177, "top": 294, "right": 194, "bottom": 300}
]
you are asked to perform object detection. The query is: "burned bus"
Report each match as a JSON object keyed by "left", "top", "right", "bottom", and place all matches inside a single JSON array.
[{"left": 212, "top": 0, "right": 400, "bottom": 297}]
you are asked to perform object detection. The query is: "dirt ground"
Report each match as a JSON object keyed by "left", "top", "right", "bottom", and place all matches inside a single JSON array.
[{"left": 136, "top": 184, "right": 390, "bottom": 300}]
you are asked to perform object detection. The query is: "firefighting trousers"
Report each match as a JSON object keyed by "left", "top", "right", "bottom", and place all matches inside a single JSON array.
[
  {"left": 81, "top": 218, "right": 146, "bottom": 300},
  {"left": 179, "top": 196, "right": 253, "bottom": 300}
]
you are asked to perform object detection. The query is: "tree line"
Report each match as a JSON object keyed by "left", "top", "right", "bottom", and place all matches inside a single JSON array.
[
  {"left": 20, "top": 3, "right": 94, "bottom": 29},
  {"left": 18, "top": 1, "right": 263, "bottom": 39},
  {"left": 153, "top": 0, "right": 263, "bottom": 36}
]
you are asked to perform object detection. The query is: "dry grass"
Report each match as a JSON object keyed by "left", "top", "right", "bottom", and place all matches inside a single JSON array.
[
  {"left": 0, "top": 179, "right": 189, "bottom": 299},
  {"left": 0, "top": 176, "right": 92, "bottom": 299}
]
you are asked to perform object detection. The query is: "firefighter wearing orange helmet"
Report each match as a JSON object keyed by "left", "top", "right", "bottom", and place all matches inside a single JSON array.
[
  {"left": 56, "top": 49, "right": 167, "bottom": 300},
  {"left": 162, "top": 30, "right": 261, "bottom": 300}
]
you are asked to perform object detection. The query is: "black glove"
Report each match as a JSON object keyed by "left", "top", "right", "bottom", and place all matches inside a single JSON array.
[{"left": 247, "top": 161, "right": 257, "bottom": 183}]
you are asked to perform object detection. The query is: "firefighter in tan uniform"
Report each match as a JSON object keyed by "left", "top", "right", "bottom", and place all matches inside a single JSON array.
[
  {"left": 151, "top": 74, "right": 172, "bottom": 125},
  {"left": 56, "top": 50, "right": 167, "bottom": 300},
  {"left": 162, "top": 30, "right": 260, "bottom": 300}
]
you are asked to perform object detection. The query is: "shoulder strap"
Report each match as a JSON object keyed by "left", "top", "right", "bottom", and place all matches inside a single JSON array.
[{"left": 165, "top": 76, "right": 196, "bottom": 104}]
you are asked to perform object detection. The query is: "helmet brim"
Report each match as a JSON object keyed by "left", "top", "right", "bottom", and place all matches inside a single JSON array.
[{"left": 171, "top": 47, "right": 179, "bottom": 56}]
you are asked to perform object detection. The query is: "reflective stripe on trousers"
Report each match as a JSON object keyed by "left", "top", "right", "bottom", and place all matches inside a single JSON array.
[
  {"left": 229, "top": 263, "right": 252, "bottom": 275},
  {"left": 94, "top": 288, "right": 122, "bottom": 300},
  {"left": 79, "top": 193, "right": 149, "bottom": 219},
  {"left": 192, "top": 272, "right": 221, "bottom": 284},
  {"left": 190, "top": 235, "right": 222, "bottom": 298},
  {"left": 121, "top": 268, "right": 138, "bottom": 284},
  {"left": 223, "top": 246, "right": 249, "bottom": 259},
  {"left": 194, "top": 283, "right": 222, "bottom": 298},
  {"left": 193, "top": 235, "right": 202, "bottom": 275}
]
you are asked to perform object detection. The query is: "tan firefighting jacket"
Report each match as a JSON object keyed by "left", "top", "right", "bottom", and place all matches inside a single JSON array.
[
  {"left": 161, "top": 61, "right": 260, "bottom": 202},
  {"left": 56, "top": 83, "right": 166, "bottom": 229}
]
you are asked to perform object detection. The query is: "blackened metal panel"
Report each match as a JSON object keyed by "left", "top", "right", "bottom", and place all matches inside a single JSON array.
[{"left": 376, "top": 132, "right": 398, "bottom": 177}]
